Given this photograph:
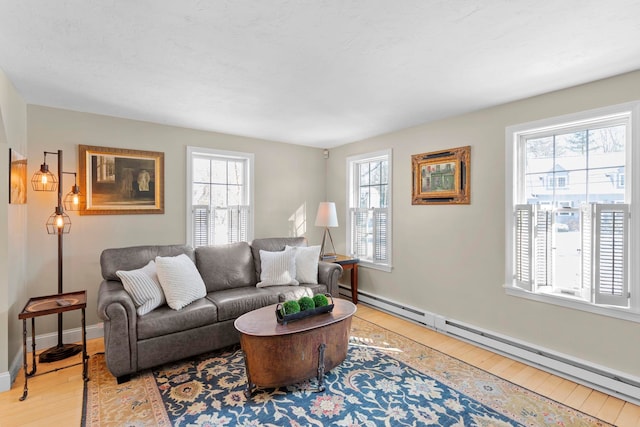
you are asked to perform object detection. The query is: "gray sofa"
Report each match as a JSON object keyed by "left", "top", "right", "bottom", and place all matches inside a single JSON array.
[{"left": 97, "top": 237, "right": 343, "bottom": 382}]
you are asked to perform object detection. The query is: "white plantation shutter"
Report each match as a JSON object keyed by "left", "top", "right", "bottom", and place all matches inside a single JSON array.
[
  {"left": 227, "top": 205, "right": 250, "bottom": 243},
  {"left": 514, "top": 205, "right": 533, "bottom": 291},
  {"left": 373, "top": 208, "right": 388, "bottom": 262},
  {"left": 514, "top": 204, "right": 553, "bottom": 291},
  {"left": 192, "top": 205, "right": 249, "bottom": 247},
  {"left": 350, "top": 208, "right": 369, "bottom": 257},
  {"left": 580, "top": 204, "right": 593, "bottom": 293},
  {"left": 193, "top": 205, "right": 210, "bottom": 247},
  {"left": 593, "top": 204, "right": 629, "bottom": 306},
  {"left": 534, "top": 207, "right": 553, "bottom": 288}
]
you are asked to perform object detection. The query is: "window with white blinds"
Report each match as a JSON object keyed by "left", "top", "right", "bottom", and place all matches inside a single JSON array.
[
  {"left": 347, "top": 149, "right": 392, "bottom": 271},
  {"left": 506, "top": 102, "right": 640, "bottom": 320},
  {"left": 187, "top": 147, "right": 253, "bottom": 247}
]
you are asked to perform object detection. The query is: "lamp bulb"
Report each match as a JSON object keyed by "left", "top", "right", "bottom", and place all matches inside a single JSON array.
[
  {"left": 72, "top": 194, "right": 79, "bottom": 205},
  {"left": 42, "top": 175, "right": 48, "bottom": 185},
  {"left": 56, "top": 215, "right": 64, "bottom": 228}
]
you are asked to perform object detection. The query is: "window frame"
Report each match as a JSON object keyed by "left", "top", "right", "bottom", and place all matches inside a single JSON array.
[
  {"left": 505, "top": 101, "right": 640, "bottom": 322},
  {"left": 346, "top": 149, "right": 393, "bottom": 272},
  {"left": 186, "top": 146, "right": 254, "bottom": 247}
]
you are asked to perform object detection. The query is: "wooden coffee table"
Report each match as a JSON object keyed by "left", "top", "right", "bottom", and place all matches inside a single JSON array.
[{"left": 234, "top": 298, "right": 356, "bottom": 397}]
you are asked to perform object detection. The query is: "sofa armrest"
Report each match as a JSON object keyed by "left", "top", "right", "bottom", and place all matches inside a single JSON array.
[
  {"left": 318, "top": 261, "right": 343, "bottom": 297},
  {"left": 97, "top": 280, "right": 139, "bottom": 378}
]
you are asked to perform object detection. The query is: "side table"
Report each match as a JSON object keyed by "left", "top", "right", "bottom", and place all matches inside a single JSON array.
[
  {"left": 18, "top": 290, "right": 88, "bottom": 401},
  {"left": 331, "top": 255, "right": 359, "bottom": 304}
]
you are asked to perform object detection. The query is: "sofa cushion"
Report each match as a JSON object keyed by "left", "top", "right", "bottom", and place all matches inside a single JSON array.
[
  {"left": 101, "top": 244, "right": 195, "bottom": 281},
  {"left": 206, "top": 288, "right": 279, "bottom": 321},
  {"left": 250, "top": 237, "right": 307, "bottom": 279},
  {"left": 195, "top": 242, "right": 256, "bottom": 292},
  {"left": 286, "top": 245, "right": 321, "bottom": 284},
  {"left": 116, "top": 260, "right": 165, "bottom": 316},
  {"left": 156, "top": 254, "right": 207, "bottom": 310},
  {"left": 137, "top": 298, "right": 218, "bottom": 340},
  {"left": 257, "top": 248, "right": 298, "bottom": 287}
]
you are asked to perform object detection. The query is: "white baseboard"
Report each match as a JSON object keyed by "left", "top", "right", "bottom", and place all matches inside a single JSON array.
[
  {"left": 347, "top": 286, "right": 640, "bottom": 406},
  {"left": 1, "top": 322, "right": 104, "bottom": 392},
  {"left": 0, "top": 371, "right": 10, "bottom": 393}
]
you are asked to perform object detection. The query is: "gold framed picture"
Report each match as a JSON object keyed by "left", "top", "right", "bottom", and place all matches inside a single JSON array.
[
  {"left": 78, "top": 145, "right": 164, "bottom": 215},
  {"left": 411, "top": 146, "right": 470, "bottom": 205},
  {"left": 9, "top": 148, "right": 27, "bottom": 204}
]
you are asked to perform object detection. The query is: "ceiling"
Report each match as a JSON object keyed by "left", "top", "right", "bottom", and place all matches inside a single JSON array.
[{"left": 2, "top": 1, "right": 640, "bottom": 148}]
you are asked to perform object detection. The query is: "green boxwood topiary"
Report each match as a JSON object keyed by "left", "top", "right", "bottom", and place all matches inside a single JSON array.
[
  {"left": 313, "top": 294, "right": 329, "bottom": 307},
  {"left": 282, "top": 300, "right": 301, "bottom": 315},
  {"left": 298, "top": 296, "right": 316, "bottom": 311}
]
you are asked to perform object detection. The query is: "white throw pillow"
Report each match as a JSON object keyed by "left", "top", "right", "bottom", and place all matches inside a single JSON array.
[
  {"left": 155, "top": 254, "right": 207, "bottom": 310},
  {"left": 117, "top": 260, "right": 166, "bottom": 316},
  {"left": 286, "top": 245, "right": 321, "bottom": 284},
  {"left": 257, "top": 248, "right": 299, "bottom": 288}
]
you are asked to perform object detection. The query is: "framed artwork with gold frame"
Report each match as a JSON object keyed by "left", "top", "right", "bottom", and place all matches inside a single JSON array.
[
  {"left": 79, "top": 145, "right": 164, "bottom": 215},
  {"left": 411, "top": 146, "right": 470, "bottom": 205},
  {"left": 9, "top": 148, "right": 27, "bottom": 204}
]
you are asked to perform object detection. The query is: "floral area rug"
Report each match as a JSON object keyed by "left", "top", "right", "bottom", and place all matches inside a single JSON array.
[{"left": 83, "top": 317, "right": 611, "bottom": 426}]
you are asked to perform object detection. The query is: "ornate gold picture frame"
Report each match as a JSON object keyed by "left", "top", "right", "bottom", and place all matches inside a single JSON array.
[
  {"left": 411, "top": 146, "right": 470, "bottom": 205},
  {"left": 79, "top": 145, "right": 164, "bottom": 215}
]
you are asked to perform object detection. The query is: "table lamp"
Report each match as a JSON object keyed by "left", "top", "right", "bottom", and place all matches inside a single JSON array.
[{"left": 315, "top": 202, "right": 338, "bottom": 260}]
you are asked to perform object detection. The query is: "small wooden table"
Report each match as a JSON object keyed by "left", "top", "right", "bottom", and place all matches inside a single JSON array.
[
  {"left": 234, "top": 299, "right": 356, "bottom": 397},
  {"left": 332, "top": 255, "right": 359, "bottom": 304},
  {"left": 18, "top": 291, "right": 88, "bottom": 401}
]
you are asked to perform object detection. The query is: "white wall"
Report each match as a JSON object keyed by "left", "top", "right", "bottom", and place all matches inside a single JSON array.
[
  {"left": 0, "top": 67, "right": 28, "bottom": 388},
  {"left": 25, "top": 106, "right": 327, "bottom": 335},
  {"left": 326, "top": 70, "right": 640, "bottom": 376}
]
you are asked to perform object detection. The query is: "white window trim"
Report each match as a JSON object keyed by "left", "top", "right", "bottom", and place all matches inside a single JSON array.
[
  {"left": 346, "top": 149, "right": 393, "bottom": 272},
  {"left": 186, "top": 146, "right": 255, "bottom": 247},
  {"left": 504, "top": 101, "right": 640, "bottom": 323}
]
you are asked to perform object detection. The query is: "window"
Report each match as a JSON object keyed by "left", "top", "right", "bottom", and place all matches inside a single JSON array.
[
  {"left": 506, "top": 102, "right": 640, "bottom": 320},
  {"left": 187, "top": 147, "right": 254, "bottom": 247},
  {"left": 347, "top": 149, "right": 392, "bottom": 271}
]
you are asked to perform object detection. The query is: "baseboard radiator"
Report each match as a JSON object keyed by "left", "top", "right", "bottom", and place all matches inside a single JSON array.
[{"left": 341, "top": 285, "right": 640, "bottom": 405}]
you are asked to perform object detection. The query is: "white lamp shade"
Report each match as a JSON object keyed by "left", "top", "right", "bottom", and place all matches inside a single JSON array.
[{"left": 315, "top": 202, "right": 338, "bottom": 227}]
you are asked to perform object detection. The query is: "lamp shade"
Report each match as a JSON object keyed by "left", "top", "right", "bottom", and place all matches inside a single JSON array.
[{"left": 315, "top": 202, "right": 338, "bottom": 228}]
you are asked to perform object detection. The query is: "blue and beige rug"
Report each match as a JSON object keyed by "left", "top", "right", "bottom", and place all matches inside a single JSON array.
[{"left": 83, "top": 317, "right": 611, "bottom": 426}]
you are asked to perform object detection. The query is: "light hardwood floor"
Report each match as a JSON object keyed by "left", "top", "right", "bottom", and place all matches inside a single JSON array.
[{"left": 1, "top": 303, "right": 639, "bottom": 426}]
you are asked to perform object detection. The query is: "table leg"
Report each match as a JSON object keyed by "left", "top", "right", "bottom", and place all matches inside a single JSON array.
[
  {"left": 351, "top": 264, "right": 358, "bottom": 304},
  {"left": 19, "top": 320, "right": 28, "bottom": 401},
  {"left": 82, "top": 308, "right": 88, "bottom": 381},
  {"left": 241, "top": 350, "right": 255, "bottom": 398},
  {"left": 316, "top": 343, "right": 326, "bottom": 392}
]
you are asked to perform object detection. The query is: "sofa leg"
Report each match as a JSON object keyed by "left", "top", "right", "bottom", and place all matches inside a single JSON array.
[{"left": 116, "top": 374, "right": 131, "bottom": 384}]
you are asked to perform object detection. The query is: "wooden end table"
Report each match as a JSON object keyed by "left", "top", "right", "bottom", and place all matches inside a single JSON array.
[
  {"left": 234, "top": 299, "right": 356, "bottom": 397},
  {"left": 18, "top": 290, "right": 88, "bottom": 401},
  {"left": 332, "top": 255, "right": 359, "bottom": 304}
]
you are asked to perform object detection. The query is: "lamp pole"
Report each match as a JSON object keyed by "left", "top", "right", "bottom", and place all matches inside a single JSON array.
[{"left": 38, "top": 149, "right": 82, "bottom": 363}]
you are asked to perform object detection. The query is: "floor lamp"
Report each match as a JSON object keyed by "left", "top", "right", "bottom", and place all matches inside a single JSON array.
[
  {"left": 31, "top": 150, "right": 83, "bottom": 362},
  {"left": 315, "top": 202, "right": 338, "bottom": 260}
]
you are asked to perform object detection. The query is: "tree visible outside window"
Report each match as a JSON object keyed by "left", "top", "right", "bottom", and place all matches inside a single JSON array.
[
  {"left": 187, "top": 147, "right": 253, "bottom": 247},
  {"left": 506, "top": 102, "right": 639, "bottom": 319},
  {"left": 347, "top": 149, "right": 392, "bottom": 271}
]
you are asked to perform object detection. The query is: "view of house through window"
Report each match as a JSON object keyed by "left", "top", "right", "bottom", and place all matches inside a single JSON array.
[
  {"left": 347, "top": 149, "right": 392, "bottom": 271},
  {"left": 507, "top": 103, "right": 637, "bottom": 316},
  {"left": 187, "top": 147, "right": 253, "bottom": 247}
]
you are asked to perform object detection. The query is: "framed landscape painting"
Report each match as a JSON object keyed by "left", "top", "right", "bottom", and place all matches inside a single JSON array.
[
  {"left": 9, "top": 148, "right": 27, "bottom": 204},
  {"left": 411, "top": 145, "right": 470, "bottom": 205},
  {"left": 78, "top": 145, "right": 164, "bottom": 215}
]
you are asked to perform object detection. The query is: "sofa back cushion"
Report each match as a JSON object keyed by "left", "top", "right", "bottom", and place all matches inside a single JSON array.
[
  {"left": 195, "top": 242, "right": 257, "bottom": 292},
  {"left": 101, "top": 244, "right": 194, "bottom": 281},
  {"left": 250, "top": 237, "right": 307, "bottom": 279}
]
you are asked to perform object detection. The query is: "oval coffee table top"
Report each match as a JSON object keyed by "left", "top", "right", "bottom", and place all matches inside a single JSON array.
[{"left": 234, "top": 298, "right": 356, "bottom": 337}]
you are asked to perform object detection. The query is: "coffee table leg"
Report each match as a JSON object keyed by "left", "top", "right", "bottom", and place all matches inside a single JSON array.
[
  {"left": 317, "top": 343, "right": 326, "bottom": 392},
  {"left": 240, "top": 350, "right": 255, "bottom": 398}
]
